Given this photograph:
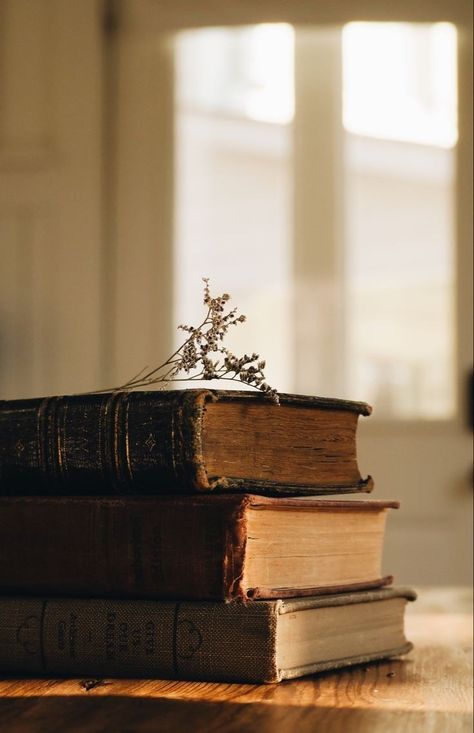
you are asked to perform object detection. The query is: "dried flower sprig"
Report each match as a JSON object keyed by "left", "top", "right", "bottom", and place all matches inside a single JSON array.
[{"left": 111, "top": 278, "right": 279, "bottom": 402}]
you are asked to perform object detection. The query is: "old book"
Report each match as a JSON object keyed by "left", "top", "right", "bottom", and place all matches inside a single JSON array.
[
  {"left": 0, "top": 389, "right": 372, "bottom": 496},
  {"left": 0, "top": 495, "right": 396, "bottom": 601},
  {"left": 0, "top": 587, "right": 416, "bottom": 683}
]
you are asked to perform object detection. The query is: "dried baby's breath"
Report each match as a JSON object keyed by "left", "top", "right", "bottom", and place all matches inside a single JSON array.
[{"left": 111, "top": 278, "right": 279, "bottom": 402}]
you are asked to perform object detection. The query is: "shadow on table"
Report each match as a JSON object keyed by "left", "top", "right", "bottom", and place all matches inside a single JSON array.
[{"left": 0, "top": 695, "right": 470, "bottom": 733}]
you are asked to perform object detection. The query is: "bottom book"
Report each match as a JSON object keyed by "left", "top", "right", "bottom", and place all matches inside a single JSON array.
[{"left": 1, "top": 587, "right": 416, "bottom": 684}]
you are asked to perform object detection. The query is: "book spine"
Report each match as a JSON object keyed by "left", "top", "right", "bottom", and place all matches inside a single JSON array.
[
  {"left": 0, "top": 496, "right": 248, "bottom": 601},
  {"left": 0, "top": 390, "right": 212, "bottom": 495},
  {"left": 0, "top": 597, "right": 278, "bottom": 683}
]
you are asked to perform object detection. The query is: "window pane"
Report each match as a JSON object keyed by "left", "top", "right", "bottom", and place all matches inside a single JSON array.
[
  {"left": 174, "top": 23, "right": 457, "bottom": 419},
  {"left": 174, "top": 26, "right": 294, "bottom": 392},
  {"left": 176, "top": 25, "right": 294, "bottom": 123},
  {"left": 343, "top": 23, "right": 457, "bottom": 147},
  {"left": 343, "top": 24, "right": 457, "bottom": 418}
]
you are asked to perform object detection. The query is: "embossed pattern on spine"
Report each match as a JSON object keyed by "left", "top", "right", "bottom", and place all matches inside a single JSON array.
[
  {"left": 0, "top": 597, "right": 279, "bottom": 682},
  {"left": 36, "top": 397, "right": 66, "bottom": 493},
  {"left": 36, "top": 398, "right": 51, "bottom": 487},
  {"left": 172, "top": 390, "right": 215, "bottom": 490},
  {"left": 98, "top": 393, "right": 133, "bottom": 493}
]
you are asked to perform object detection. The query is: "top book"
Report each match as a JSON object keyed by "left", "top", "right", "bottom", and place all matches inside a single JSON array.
[{"left": 0, "top": 389, "right": 373, "bottom": 496}]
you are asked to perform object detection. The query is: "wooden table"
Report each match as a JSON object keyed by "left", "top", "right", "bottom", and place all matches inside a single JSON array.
[{"left": 0, "top": 587, "right": 471, "bottom": 732}]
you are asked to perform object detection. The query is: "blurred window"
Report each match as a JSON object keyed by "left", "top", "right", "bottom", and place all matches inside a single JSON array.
[
  {"left": 174, "top": 25, "right": 294, "bottom": 393},
  {"left": 342, "top": 23, "right": 457, "bottom": 418},
  {"left": 343, "top": 23, "right": 457, "bottom": 147},
  {"left": 174, "top": 23, "right": 457, "bottom": 419}
]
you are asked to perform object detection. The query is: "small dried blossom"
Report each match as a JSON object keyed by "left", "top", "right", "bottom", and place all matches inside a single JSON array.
[{"left": 112, "top": 278, "right": 279, "bottom": 402}]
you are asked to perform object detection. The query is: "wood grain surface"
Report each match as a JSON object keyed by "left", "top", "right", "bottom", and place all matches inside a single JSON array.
[{"left": 0, "top": 588, "right": 471, "bottom": 733}]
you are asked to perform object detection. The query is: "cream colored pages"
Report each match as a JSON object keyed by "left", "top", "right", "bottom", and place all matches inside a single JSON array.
[
  {"left": 244, "top": 507, "right": 388, "bottom": 590},
  {"left": 276, "top": 597, "right": 408, "bottom": 671}
]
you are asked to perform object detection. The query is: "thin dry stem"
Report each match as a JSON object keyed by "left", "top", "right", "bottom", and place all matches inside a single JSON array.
[{"left": 94, "top": 279, "right": 279, "bottom": 403}]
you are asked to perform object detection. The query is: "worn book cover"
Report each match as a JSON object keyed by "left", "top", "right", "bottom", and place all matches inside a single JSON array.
[
  {"left": 0, "top": 389, "right": 373, "bottom": 496},
  {"left": 0, "top": 587, "right": 416, "bottom": 683},
  {"left": 0, "top": 494, "right": 396, "bottom": 601}
]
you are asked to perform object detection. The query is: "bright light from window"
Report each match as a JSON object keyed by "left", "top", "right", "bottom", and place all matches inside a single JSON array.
[
  {"left": 343, "top": 23, "right": 457, "bottom": 147},
  {"left": 174, "top": 25, "right": 294, "bottom": 392},
  {"left": 243, "top": 24, "right": 294, "bottom": 123},
  {"left": 343, "top": 23, "right": 457, "bottom": 417},
  {"left": 176, "top": 24, "right": 294, "bottom": 124}
]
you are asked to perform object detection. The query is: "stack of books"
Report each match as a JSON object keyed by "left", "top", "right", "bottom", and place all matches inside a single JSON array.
[{"left": 0, "top": 389, "right": 415, "bottom": 683}]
